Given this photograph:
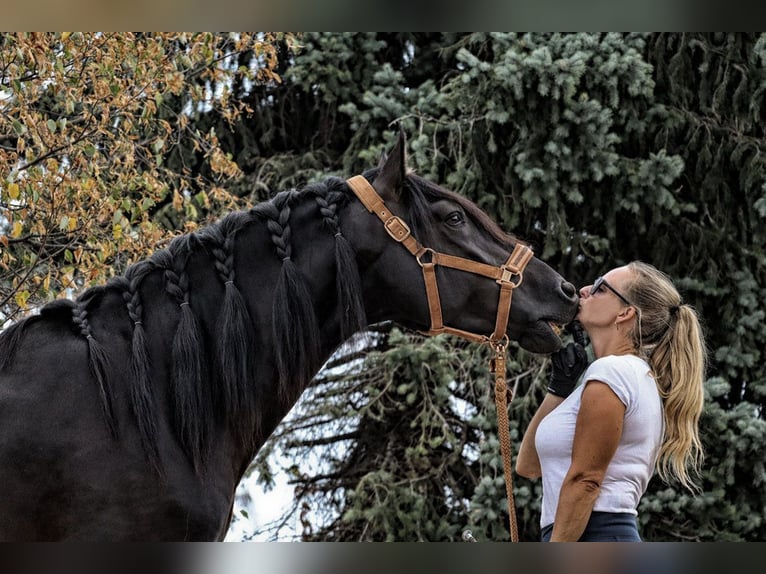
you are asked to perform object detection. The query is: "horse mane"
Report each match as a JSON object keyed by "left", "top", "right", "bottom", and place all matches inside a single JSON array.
[{"left": 0, "top": 175, "right": 367, "bottom": 474}]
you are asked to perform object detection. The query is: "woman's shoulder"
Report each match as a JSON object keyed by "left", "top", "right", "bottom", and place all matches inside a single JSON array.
[
  {"left": 590, "top": 354, "right": 649, "bottom": 370},
  {"left": 584, "top": 355, "right": 651, "bottom": 406},
  {"left": 585, "top": 356, "right": 631, "bottom": 386}
]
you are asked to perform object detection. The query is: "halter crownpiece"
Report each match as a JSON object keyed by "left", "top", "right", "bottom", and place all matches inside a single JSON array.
[{"left": 346, "top": 175, "right": 534, "bottom": 345}]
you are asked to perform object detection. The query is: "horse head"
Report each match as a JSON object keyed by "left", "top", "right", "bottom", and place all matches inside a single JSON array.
[{"left": 343, "top": 132, "right": 578, "bottom": 354}]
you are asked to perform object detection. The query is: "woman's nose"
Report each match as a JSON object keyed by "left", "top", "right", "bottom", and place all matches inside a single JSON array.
[{"left": 579, "top": 285, "right": 591, "bottom": 298}]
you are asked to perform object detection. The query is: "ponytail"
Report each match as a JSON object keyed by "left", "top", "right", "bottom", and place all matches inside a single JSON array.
[{"left": 626, "top": 262, "right": 707, "bottom": 491}]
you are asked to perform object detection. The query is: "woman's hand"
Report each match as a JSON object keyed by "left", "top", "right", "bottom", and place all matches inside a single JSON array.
[{"left": 547, "top": 323, "right": 589, "bottom": 398}]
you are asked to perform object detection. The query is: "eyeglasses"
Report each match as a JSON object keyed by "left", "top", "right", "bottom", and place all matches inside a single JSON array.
[{"left": 591, "top": 276, "right": 633, "bottom": 307}]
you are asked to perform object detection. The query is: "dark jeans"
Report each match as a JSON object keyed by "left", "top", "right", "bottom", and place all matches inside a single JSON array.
[{"left": 541, "top": 511, "right": 641, "bottom": 542}]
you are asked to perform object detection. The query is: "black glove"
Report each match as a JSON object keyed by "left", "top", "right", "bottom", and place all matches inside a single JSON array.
[{"left": 547, "top": 322, "right": 589, "bottom": 398}]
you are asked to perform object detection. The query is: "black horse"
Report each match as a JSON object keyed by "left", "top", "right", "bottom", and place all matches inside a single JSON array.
[{"left": 0, "top": 133, "right": 578, "bottom": 540}]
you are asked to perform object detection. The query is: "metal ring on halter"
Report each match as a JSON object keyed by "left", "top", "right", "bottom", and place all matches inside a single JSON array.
[
  {"left": 489, "top": 334, "right": 509, "bottom": 352},
  {"left": 498, "top": 268, "right": 524, "bottom": 288},
  {"left": 416, "top": 247, "right": 436, "bottom": 267}
]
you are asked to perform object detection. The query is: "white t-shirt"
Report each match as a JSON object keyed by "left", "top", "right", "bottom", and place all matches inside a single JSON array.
[{"left": 535, "top": 354, "right": 664, "bottom": 528}]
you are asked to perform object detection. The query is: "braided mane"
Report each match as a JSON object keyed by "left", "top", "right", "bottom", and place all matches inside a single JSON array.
[{"left": 0, "top": 176, "right": 367, "bottom": 473}]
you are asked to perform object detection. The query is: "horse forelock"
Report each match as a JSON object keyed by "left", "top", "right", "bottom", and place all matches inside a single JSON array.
[
  {"left": 405, "top": 174, "right": 519, "bottom": 250},
  {"left": 352, "top": 168, "right": 518, "bottom": 249}
]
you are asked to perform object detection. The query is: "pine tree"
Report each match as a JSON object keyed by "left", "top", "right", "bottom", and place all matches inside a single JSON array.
[{"left": 242, "top": 33, "right": 766, "bottom": 542}]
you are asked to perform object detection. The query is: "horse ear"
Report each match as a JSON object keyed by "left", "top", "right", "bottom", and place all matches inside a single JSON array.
[{"left": 373, "top": 131, "right": 407, "bottom": 201}]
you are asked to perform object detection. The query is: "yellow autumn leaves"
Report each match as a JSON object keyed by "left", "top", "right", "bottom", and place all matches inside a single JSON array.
[{"left": 1, "top": 32, "right": 294, "bottom": 319}]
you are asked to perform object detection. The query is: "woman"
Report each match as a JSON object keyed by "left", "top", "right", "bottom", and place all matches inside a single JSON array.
[{"left": 516, "top": 261, "right": 707, "bottom": 542}]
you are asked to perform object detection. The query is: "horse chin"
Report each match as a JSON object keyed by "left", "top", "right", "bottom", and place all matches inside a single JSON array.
[{"left": 515, "top": 321, "right": 563, "bottom": 354}]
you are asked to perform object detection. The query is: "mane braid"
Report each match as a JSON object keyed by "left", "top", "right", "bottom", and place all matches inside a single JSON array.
[
  {"left": 0, "top": 172, "right": 381, "bottom": 472},
  {"left": 253, "top": 190, "right": 321, "bottom": 406},
  {"left": 153, "top": 242, "right": 212, "bottom": 473},
  {"left": 313, "top": 178, "right": 366, "bottom": 339},
  {"left": 112, "top": 264, "right": 162, "bottom": 474},
  {"left": 71, "top": 295, "right": 118, "bottom": 438},
  {"left": 202, "top": 216, "right": 260, "bottom": 448}
]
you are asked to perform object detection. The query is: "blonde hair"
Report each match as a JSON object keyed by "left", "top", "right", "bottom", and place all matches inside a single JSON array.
[{"left": 624, "top": 261, "right": 707, "bottom": 491}]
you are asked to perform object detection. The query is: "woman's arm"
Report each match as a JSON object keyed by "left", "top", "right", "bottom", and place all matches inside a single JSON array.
[
  {"left": 520, "top": 339, "right": 590, "bottom": 479},
  {"left": 549, "top": 380, "right": 625, "bottom": 541},
  {"left": 516, "top": 393, "right": 565, "bottom": 478}
]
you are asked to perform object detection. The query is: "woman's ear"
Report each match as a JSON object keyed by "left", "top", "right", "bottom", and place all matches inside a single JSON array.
[{"left": 616, "top": 306, "right": 637, "bottom": 325}]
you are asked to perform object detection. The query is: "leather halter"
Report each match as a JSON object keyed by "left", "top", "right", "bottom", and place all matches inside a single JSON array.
[{"left": 347, "top": 175, "right": 534, "bottom": 345}]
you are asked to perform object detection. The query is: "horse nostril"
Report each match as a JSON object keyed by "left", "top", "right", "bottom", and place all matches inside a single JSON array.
[{"left": 561, "top": 280, "right": 578, "bottom": 300}]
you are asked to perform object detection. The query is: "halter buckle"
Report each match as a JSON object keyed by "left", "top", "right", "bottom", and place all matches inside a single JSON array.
[{"left": 384, "top": 216, "right": 411, "bottom": 243}]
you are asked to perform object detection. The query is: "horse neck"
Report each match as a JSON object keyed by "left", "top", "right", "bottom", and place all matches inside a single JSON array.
[{"left": 122, "top": 184, "right": 364, "bottom": 472}]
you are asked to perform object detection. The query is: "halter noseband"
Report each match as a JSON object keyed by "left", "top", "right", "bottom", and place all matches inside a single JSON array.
[{"left": 347, "top": 175, "right": 534, "bottom": 346}]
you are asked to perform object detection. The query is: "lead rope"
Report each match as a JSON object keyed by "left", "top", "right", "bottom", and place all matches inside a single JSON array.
[{"left": 490, "top": 338, "right": 519, "bottom": 542}]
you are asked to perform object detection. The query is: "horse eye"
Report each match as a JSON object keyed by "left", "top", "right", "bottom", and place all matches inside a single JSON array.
[{"left": 444, "top": 211, "right": 465, "bottom": 227}]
